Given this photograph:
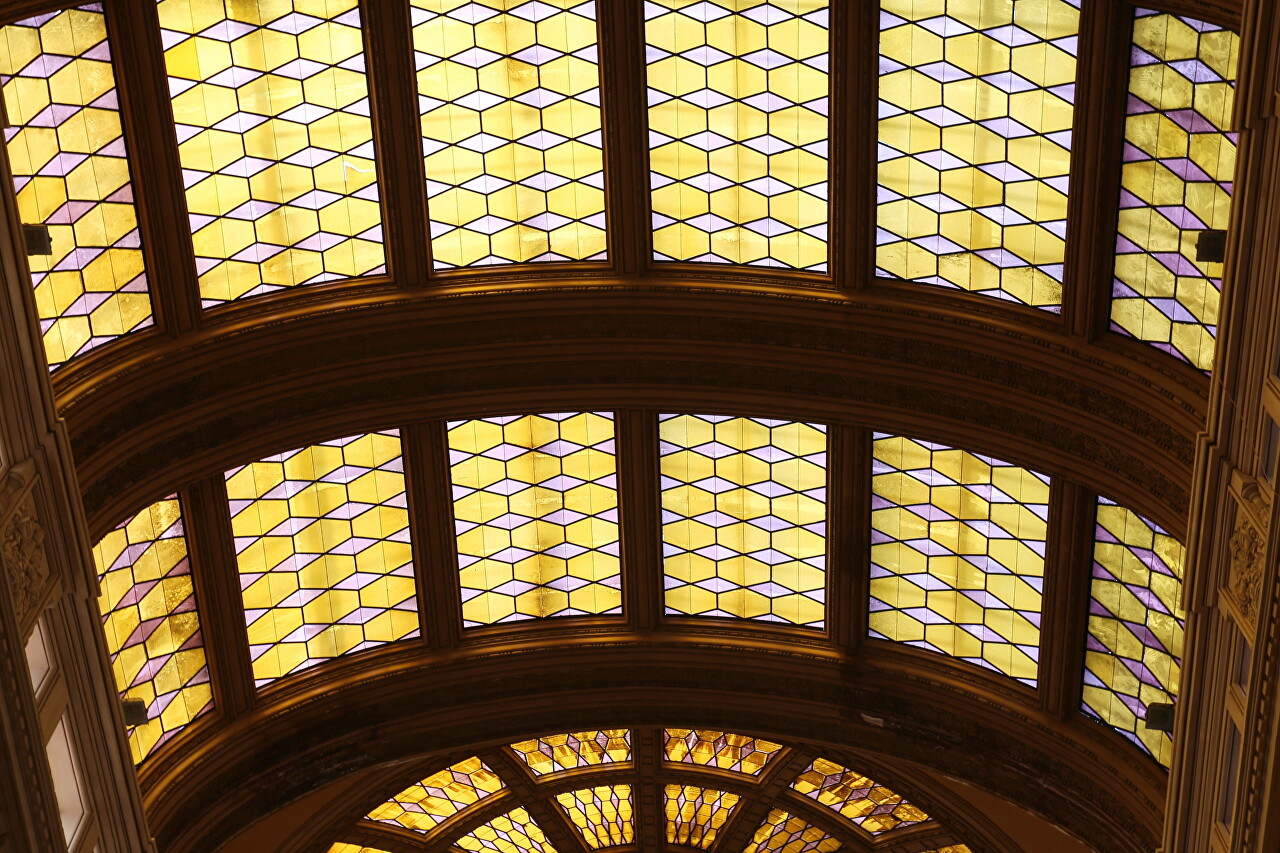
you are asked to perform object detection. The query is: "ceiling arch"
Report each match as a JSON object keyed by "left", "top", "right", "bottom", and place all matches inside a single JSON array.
[{"left": 134, "top": 644, "right": 1162, "bottom": 853}]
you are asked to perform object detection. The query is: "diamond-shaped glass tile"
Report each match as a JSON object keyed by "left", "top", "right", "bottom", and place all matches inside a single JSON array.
[
  {"left": 664, "top": 785, "right": 739, "bottom": 849},
  {"left": 664, "top": 729, "right": 782, "bottom": 775},
  {"left": 367, "top": 756, "right": 503, "bottom": 833},
  {"left": 791, "top": 758, "right": 929, "bottom": 834},
  {"left": 1083, "top": 497, "right": 1185, "bottom": 768},
  {"left": 159, "top": 0, "right": 384, "bottom": 305},
  {"left": 877, "top": 0, "right": 1080, "bottom": 308},
  {"left": 510, "top": 729, "right": 631, "bottom": 775},
  {"left": 744, "top": 809, "right": 840, "bottom": 853},
  {"left": 646, "top": 1, "right": 830, "bottom": 270},
  {"left": 224, "top": 431, "right": 418, "bottom": 685},
  {"left": 868, "top": 434, "right": 1050, "bottom": 685},
  {"left": 660, "top": 415, "right": 828, "bottom": 627},
  {"left": 93, "top": 495, "right": 211, "bottom": 765},
  {"left": 0, "top": 6, "right": 153, "bottom": 368},
  {"left": 448, "top": 413, "right": 620, "bottom": 626},
  {"left": 556, "top": 785, "right": 633, "bottom": 849},
  {"left": 413, "top": 0, "right": 605, "bottom": 268},
  {"left": 456, "top": 807, "right": 557, "bottom": 853},
  {"left": 1111, "top": 10, "right": 1239, "bottom": 371}
]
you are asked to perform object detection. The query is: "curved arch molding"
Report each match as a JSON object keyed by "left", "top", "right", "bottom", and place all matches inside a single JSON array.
[
  {"left": 139, "top": 641, "right": 1164, "bottom": 853},
  {"left": 55, "top": 283, "right": 1203, "bottom": 538}
]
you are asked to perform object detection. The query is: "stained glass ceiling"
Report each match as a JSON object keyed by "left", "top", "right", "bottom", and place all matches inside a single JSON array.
[
  {"left": 95, "top": 407, "right": 1187, "bottom": 778},
  {"left": 325, "top": 730, "right": 970, "bottom": 852},
  {"left": 0, "top": 2, "right": 1240, "bottom": 374},
  {"left": 8, "top": 2, "right": 1222, "bottom": 848}
]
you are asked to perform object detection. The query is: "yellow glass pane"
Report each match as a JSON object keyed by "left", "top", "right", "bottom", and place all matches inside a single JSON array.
[
  {"left": 791, "top": 757, "right": 929, "bottom": 834},
  {"left": 664, "top": 729, "right": 782, "bottom": 775},
  {"left": 660, "top": 414, "right": 828, "bottom": 627},
  {"left": 448, "top": 413, "right": 620, "bottom": 626},
  {"left": 93, "top": 496, "right": 211, "bottom": 764},
  {"left": 510, "top": 729, "right": 631, "bottom": 775},
  {"left": 744, "top": 810, "right": 840, "bottom": 853},
  {"left": 0, "top": 6, "right": 153, "bottom": 368},
  {"left": 1110, "top": 10, "right": 1239, "bottom": 371},
  {"left": 224, "top": 431, "right": 418, "bottom": 685},
  {"left": 1084, "top": 498, "right": 1186, "bottom": 768},
  {"left": 877, "top": 0, "right": 1080, "bottom": 307},
  {"left": 456, "top": 807, "right": 557, "bottom": 853},
  {"left": 555, "top": 786, "right": 633, "bottom": 849},
  {"left": 159, "top": 0, "right": 384, "bottom": 304},
  {"left": 413, "top": 0, "right": 606, "bottom": 268},
  {"left": 664, "top": 786, "right": 739, "bottom": 849},
  {"left": 869, "top": 434, "right": 1050, "bottom": 685},
  {"left": 367, "top": 756, "right": 503, "bottom": 833},
  {"left": 646, "top": 1, "right": 830, "bottom": 270}
]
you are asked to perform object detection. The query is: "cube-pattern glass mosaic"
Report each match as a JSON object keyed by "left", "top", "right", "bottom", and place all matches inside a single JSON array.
[
  {"left": 455, "top": 807, "right": 557, "bottom": 853},
  {"left": 510, "top": 729, "right": 631, "bottom": 775},
  {"left": 745, "top": 810, "right": 840, "bottom": 853},
  {"left": 224, "top": 431, "right": 418, "bottom": 685},
  {"left": 328, "top": 846, "right": 392, "bottom": 853},
  {"left": 448, "top": 413, "right": 620, "bottom": 626},
  {"left": 645, "top": 0, "right": 830, "bottom": 270},
  {"left": 791, "top": 758, "right": 929, "bottom": 834},
  {"left": 555, "top": 786, "right": 633, "bottom": 849},
  {"left": 664, "top": 728, "right": 783, "bottom": 775},
  {"left": 367, "top": 756, "right": 503, "bottom": 833},
  {"left": 159, "top": 0, "right": 384, "bottom": 305},
  {"left": 93, "top": 496, "right": 211, "bottom": 765},
  {"left": 877, "top": 0, "right": 1080, "bottom": 308},
  {"left": 1084, "top": 498, "right": 1186, "bottom": 767},
  {"left": 0, "top": 5, "right": 152, "bottom": 369},
  {"left": 664, "top": 786, "right": 739, "bottom": 849},
  {"left": 411, "top": 0, "right": 606, "bottom": 268},
  {"left": 660, "top": 415, "right": 828, "bottom": 626},
  {"left": 1111, "top": 10, "right": 1239, "bottom": 371},
  {"left": 868, "top": 435, "right": 1050, "bottom": 685}
]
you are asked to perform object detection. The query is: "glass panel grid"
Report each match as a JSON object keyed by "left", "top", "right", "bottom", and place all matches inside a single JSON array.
[
  {"left": 664, "top": 728, "right": 783, "bottom": 775},
  {"left": 645, "top": 0, "right": 830, "bottom": 271},
  {"left": 1083, "top": 498, "right": 1186, "bottom": 767},
  {"left": 664, "top": 785, "right": 739, "bottom": 849},
  {"left": 511, "top": 729, "right": 631, "bottom": 775},
  {"left": 367, "top": 757, "right": 503, "bottom": 833},
  {"left": 1111, "top": 9, "right": 1239, "bottom": 371},
  {"left": 456, "top": 807, "right": 557, "bottom": 853},
  {"left": 744, "top": 809, "right": 841, "bottom": 853},
  {"left": 411, "top": 0, "right": 606, "bottom": 268},
  {"left": 0, "top": 5, "right": 152, "bottom": 368},
  {"left": 158, "top": 0, "right": 384, "bottom": 306},
  {"left": 876, "top": 0, "right": 1080, "bottom": 308},
  {"left": 868, "top": 434, "right": 1049, "bottom": 685},
  {"left": 93, "top": 496, "right": 211, "bottom": 764},
  {"left": 791, "top": 758, "right": 929, "bottom": 834},
  {"left": 328, "top": 846, "right": 393, "bottom": 853},
  {"left": 555, "top": 785, "right": 633, "bottom": 849},
  {"left": 448, "top": 413, "right": 620, "bottom": 626},
  {"left": 224, "top": 431, "right": 418, "bottom": 685},
  {"left": 660, "top": 415, "right": 828, "bottom": 627}
]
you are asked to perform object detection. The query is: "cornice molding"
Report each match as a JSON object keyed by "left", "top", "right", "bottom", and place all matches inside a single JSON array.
[{"left": 137, "top": 640, "right": 1165, "bottom": 853}]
